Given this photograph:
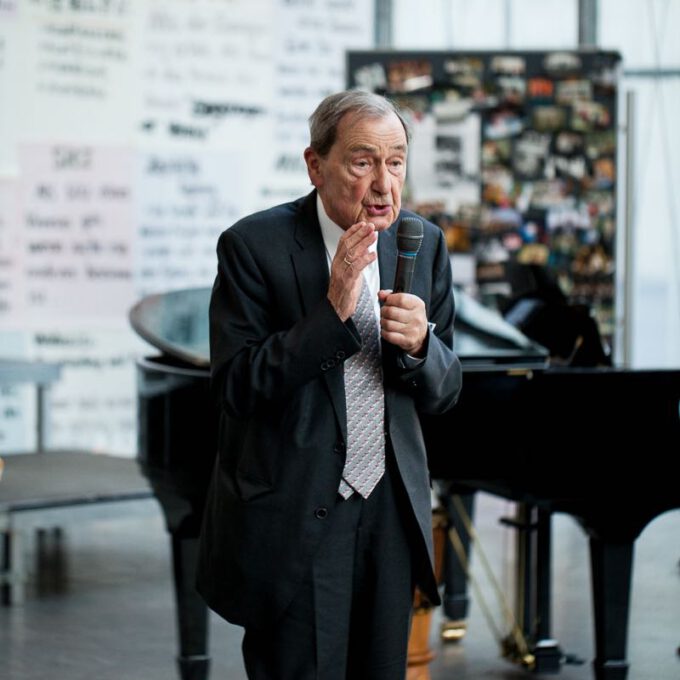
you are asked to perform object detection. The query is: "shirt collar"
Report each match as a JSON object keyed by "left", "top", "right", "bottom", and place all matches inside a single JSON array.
[{"left": 316, "top": 193, "right": 343, "bottom": 262}]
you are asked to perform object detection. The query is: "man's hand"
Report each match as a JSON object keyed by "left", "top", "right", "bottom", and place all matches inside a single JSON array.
[
  {"left": 327, "top": 221, "right": 377, "bottom": 322},
  {"left": 378, "top": 290, "right": 428, "bottom": 357}
]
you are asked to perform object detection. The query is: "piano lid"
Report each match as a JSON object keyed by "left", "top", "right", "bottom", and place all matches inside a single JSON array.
[
  {"left": 452, "top": 287, "right": 548, "bottom": 371},
  {"left": 129, "top": 287, "right": 549, "bottom": 371},
  {"left": 129, "top": 288, "right": 210, "bottom": 368}
]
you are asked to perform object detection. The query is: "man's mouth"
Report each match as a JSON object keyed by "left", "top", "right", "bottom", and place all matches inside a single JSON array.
[{"left": 365, "top": 205, "right": 391, "bottom": 217}]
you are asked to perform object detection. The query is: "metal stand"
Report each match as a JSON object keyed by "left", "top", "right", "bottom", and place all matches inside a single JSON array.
[{"left": 501, "top": 503, "right": 562, "bottom": 673}]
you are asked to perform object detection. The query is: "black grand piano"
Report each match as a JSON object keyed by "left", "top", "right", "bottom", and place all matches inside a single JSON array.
[{"left": 130, "top": 286, "right": 680, "bottom": 680}]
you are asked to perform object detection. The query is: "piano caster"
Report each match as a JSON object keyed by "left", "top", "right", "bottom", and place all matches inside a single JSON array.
[
  {"left": 501, "top": 636, "right": 562, "bottom": 674},
  {"left": 177, "top": 654, "right": 210, "bottom": 680},
  {"left": 532, "top": 639, "right": 562, "bottom": 674},
  {"left": 501, "top": 635, "right": 536, "bottom": 671},
  {"left": 440, "top": 619, "right": 467, "bottom": 642}
]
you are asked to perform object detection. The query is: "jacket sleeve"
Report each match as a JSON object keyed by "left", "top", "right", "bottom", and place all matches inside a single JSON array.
[
  {"left": 209, "top": 227, "right": 361, "bottom": 419},
  {"left": 392, "top": 227, "right": 462, "bottom": 415}
]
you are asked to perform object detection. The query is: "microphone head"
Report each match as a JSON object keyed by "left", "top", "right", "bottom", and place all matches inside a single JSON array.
[{"left": 396, "top": 217, "right": 424, "bottom": 256}]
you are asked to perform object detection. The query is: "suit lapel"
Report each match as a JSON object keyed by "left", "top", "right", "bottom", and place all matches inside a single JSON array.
[
  {"left": 290, "top": 192, "right": 329, "bottom": 316},
  {"left": 378, "top": 216, "right": 402, "bottom": 384},
  {"left": 290, "top": 192, "right": 347, "bottom": 440}
]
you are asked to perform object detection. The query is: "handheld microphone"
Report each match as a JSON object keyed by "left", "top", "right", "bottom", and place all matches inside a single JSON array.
[{"left": 393, "top": 217, "right": 424, "bottom": 293}]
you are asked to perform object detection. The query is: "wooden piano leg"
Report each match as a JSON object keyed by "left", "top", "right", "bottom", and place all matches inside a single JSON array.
[
  {"left": 407, "top": 508, "right": 448, "bottom": 680},
  {"left": 407, "top": 606, "right": 437, "bottom": 680},
  {"left": 589, "top": 538, "right": 633, "bottom": 680}
]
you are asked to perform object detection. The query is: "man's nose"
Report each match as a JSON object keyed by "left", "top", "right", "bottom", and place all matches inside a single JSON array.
[{"left": 372, "top": 163, "right": 391, "bottom": 194}]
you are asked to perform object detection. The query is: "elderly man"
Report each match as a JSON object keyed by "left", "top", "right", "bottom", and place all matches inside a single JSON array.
[{"left": 197, "top": 90, "right": 462, "bottom": 680}]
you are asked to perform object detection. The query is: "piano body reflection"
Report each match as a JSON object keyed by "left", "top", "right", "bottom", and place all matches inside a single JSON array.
[{"left": 130, "top": 287, "right": 680, "bottom": 680}]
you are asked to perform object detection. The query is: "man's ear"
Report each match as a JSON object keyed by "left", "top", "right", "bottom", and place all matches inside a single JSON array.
[{"left": 304, "top": 147, "right": 323, "bottom": 188}]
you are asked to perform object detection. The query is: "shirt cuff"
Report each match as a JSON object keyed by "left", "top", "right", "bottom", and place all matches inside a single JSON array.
[{"left": 401, "top": 353, "right": 425, "bottom": 368}]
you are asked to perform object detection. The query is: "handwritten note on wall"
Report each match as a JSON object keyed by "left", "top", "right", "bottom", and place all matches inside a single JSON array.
[
  {"left": 0, "top": 7, "right": 19, "bottom": 173},
  {"left": 18, "top": 0, "right": 134, "bottom": 143},
  {"left": 19, "top": 144, "right": 135, "bottom": 319},
  {"left": 138, "top": 0, "right": 274, "bottom": 149},
  {"left": 0, "top": 375, "right": 34, "bottom": 455},
  {"left": 29, "top": 327, "right": 146, "bottom": 454},
  {"left": 261, "top": 0, "right": 374, "bottom": 204},
  {"left": 0, "top": 330, "right": 32, "bottom": 455},
  {"left": 0, "top": 180, "right": 24, "bottom": 325},
  {"left": 135, "top": 151, "right": 247, "bottom": 296}
]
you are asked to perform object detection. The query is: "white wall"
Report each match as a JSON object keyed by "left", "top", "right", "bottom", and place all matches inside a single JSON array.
[{"left": 600, "top": 0, "right": 680, "bottom": 367}]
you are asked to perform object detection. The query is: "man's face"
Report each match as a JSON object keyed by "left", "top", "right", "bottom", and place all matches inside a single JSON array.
[{"left": 304, "top": 110, "right": 408, "bottom": 232}]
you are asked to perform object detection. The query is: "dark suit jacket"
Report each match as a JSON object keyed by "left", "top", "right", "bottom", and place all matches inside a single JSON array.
[{"left": 196, "top": 191, "right": 462, "bottom": 631}]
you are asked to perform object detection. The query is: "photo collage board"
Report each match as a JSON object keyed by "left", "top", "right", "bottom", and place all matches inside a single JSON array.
[{"left": 347, "top": 50, "right": 621, "bottom": 347}]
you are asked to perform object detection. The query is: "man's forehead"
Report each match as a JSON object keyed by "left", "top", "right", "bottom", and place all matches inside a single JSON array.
[
  {"left": 337, "top": 111, "right": 408, "bottom": 149},
  {"left": 347, "top": 141, "right": 408, "bottom": 153}
]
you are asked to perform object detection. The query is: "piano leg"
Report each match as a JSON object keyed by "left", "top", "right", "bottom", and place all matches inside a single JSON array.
[
  {"left": 143, "top": 473, "right": 211, "bottom": 680},
  {"left": 589, "top": 538, "right": 633, "bottom": 680},
  {"left": 171, "top": 534, "right": 210, "bottom": 680},
  {"left": 533, "top": 507, "right": 562, "bottom": 672},
  {"left": 439, "top": 489, "right": 475, "bottom": 641}
]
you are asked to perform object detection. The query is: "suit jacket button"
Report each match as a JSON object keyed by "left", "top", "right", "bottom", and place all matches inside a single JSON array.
[
  {"left": 333, "top": 442, "right": 345, "bottom": 455},
  {"left": 321, "top": 361, "right": 329, "bottom": 371},
  {"left": 314, "top": 506, "right": 328, "bottom": 519},
  {"left": 335, "top": 350, "right": 346, "bottom": 360}
]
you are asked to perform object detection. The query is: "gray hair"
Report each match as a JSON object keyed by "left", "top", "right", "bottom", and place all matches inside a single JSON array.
[{"left": 308, "top": 90, "right": 410, "bottom": 157}]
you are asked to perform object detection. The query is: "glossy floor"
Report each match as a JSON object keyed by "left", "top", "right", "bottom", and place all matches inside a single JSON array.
[{"left": 1, "top": 494, "right": 679, "bottom": 680}]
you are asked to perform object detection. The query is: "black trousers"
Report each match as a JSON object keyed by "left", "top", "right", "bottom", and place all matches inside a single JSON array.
[{"left": 242, "top": 456, "right": 416, "bottom": 680}]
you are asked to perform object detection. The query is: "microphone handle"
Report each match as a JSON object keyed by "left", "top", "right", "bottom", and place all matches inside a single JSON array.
[{"left": 393, "top": 253, "right": 417, "bottom": 293}]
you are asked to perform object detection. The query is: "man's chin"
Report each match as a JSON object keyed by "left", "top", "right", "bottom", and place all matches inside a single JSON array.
[{"left": 363, "top": 211, "right": 397, "bottom": 231}]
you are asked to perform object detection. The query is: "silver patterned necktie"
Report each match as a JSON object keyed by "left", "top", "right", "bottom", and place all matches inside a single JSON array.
[{"left": 338, "top": 276, "right": 385, "bottom": 499}]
